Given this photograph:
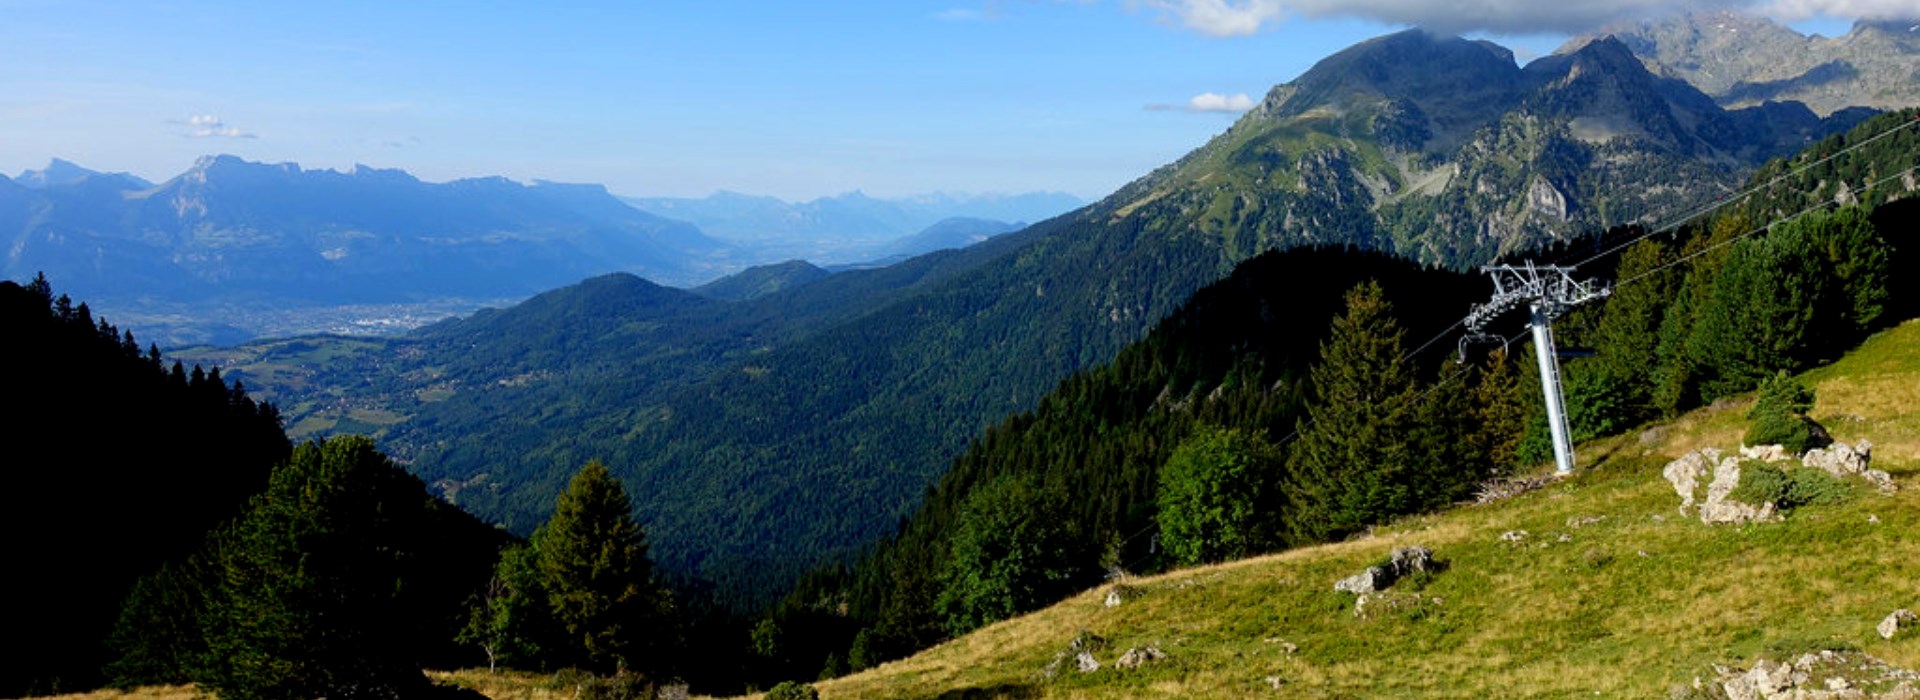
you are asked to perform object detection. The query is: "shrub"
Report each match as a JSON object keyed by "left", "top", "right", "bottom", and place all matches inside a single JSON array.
[
  {"left": 1784, "top": 469, "right": 1851, "bottom": 508},
  {"left": 1743, "top": 372, "right": 1830, "bottom": 455},
  {"left": 1728, "top": 462, "right": 1852, "bottom": 511},
  {"left": 1729, "top": 462, "right": 1791, "bottom": 506}
]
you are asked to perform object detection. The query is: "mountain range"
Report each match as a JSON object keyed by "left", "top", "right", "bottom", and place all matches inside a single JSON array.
[
  {"left": 2, "top": 157, "right": 1064, "bottom": 345},
  {"left": 623, "top": 190, "right": 1080, "bottom": 265},
  {"left": 1576, "top": 12, "right": 1920, "bottom": 117},
  {"left": 181, "top": 18, "right": 1920, "bottom": 608}
]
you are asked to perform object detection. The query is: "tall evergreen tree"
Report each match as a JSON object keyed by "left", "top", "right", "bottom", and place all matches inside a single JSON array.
[
  {"left": 1589, "top": 239, "right": 1676, "bottom": 427},
  {"left": 1285, "top": 281, "right": 1419, "bottom": 544},
  {"left": 534, "top": 461, "right": 670, "bottom": 674}
]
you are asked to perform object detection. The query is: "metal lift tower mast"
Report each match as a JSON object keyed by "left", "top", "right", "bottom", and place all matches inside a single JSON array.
[{"left": 1465, "top": 262, "right": 1610, "bottom": 475}]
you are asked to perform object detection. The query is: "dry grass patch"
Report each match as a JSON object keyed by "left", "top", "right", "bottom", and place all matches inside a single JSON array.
[{"left": 22, "top": 687, "right": 203, "bottom": 700}]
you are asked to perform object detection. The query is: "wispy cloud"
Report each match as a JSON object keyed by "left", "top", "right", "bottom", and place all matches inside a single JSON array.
[
  {"left": 178, "top": 114, "right": 256, "bottom": 139},
  {"left": 936, "top": 7, "right": 989, "bottom": 21},
  {"left": 1132, "top": 0, "right": 1286, "bottom": 37},
  {"left": 1760, "top": 0, "right": 1920, "bottom": 21},
  {"left": 1147, "top": 91, "right": 1259, "bottom": 113},
  {"left": 1116, "top": 0, "right": 1911, "bottom": 37}
]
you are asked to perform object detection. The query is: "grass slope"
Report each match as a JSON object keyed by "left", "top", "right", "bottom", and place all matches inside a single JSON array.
[{"left": 812, "top": 319, "right": 1920, "bottom": 699}]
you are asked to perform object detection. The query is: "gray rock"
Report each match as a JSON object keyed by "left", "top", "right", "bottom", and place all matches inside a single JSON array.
[
  {"left": 1334, "top": 566, "right": 1390, "bottom": 594},
  {"left": 1499, "top": 530, "right": 1529, "bottom": 542},
  {"left": 1697, "top": 452, "right": 1779, "bottom": 525},
  {"left": 1114, "top": 645, "right": 1167, "bottom": 670},
  {"left": 1803, "top": 440, "right": 1871, "bottom": 476},
  {"left": 1740, "top": 444, "right": 1790, "bottom": 462},
  {"left": 1664, "top": 449, "right": 1716, "bottom": 514},
  {"left": 1391, "top": 546, "right": 1436, "bottom": 574},
  {"left": 1803, "top": 440, "right": 1897, "bottom": 493},
  {"left": 1075, "top": 651, "right": 1101, "bottom": 673},
  {"left": 1881, "top": 609, "right": 1917, "bottom": 640},
  {"left": 1334, "top": 546, "right": 1437, "bottom": 594},
  {"left": 1104, "top": 584, "right": 1141, "bottom": 608}
]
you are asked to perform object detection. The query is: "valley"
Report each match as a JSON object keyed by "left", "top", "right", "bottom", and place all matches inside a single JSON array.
[{"left": 10, "top": 7, "right": 1920, "bottom": 699}]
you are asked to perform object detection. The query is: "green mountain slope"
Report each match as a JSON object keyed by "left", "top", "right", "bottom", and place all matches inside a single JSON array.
[
  {"left": 814, "top": 318, "right": 1920, "bottom": 699},
  {"left": 1097, "top": 31, "right": 1867, "bottom": 267},
  {"left": 212, "top": 31, "right": 1890, "bottom": 610}
]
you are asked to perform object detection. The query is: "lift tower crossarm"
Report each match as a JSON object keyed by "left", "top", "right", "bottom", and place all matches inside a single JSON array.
[{"left": 1465, "top": 262, "right": 1610, "bottom": 475}]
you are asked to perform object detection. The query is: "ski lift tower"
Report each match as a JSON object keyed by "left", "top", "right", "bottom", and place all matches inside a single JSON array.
[{"left": 1465, "top": 262, "right": 1610, "bottom": 475}]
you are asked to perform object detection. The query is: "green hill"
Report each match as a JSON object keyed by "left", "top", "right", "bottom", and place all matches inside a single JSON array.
[{"left": 813, "top": 318, "right": 1920, "bottom": 699}]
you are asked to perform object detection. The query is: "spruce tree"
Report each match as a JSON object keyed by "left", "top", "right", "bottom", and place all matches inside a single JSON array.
[
  {"left": 534, "top": 461, "right": 669, "bottom": 674},
  {"left": 1285, "top": 281, "right": 1419, "bottom": 544}
]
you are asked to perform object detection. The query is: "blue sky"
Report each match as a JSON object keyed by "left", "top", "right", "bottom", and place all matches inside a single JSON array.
[{"left": 0, "top": 1, "right": 1876, "bottom": 201}]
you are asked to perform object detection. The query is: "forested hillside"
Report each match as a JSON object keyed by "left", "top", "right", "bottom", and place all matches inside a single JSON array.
[
  {"left": 0, "top": 277, "right": 289, "bottom": 696},
  {"left": 741, "top": 110, "right": 1920, "bottom": 683}
]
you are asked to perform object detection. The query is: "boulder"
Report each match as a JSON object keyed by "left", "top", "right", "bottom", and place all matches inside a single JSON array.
[
  {"left": 1700, "top": 455, "right": 1778, "bottom": 525},
  {"left": 1803, "top": 440, "right": 1871, "bottom": 476},
  {"left": 1666, "top": 450, "right": 1779, "bottom": 525},
  {"left": 1114, "top": 645, "right": 1167, "bottom": 670},
  {"left": 1803, "top": 440, "right": 1897, "bottom": 493},
  {"left": 1740, "top": 444, "right": 1790, "bottom": 463},
  {"left": 1075, "top": 651, "right": 1101, "bottom": 673},
  {"left": 1104, "top": 584, "right": 1141, "bottom": 608},
  {"left": 1334, "top": 566, "right": 1390, "bottom": 595},
  {"left": 1664, "top": 449, "right": 1717, "bottom": 514},
  {"left": 1882, "top": 609, "right": 1917, "bottom": 640},
  {"left": 1334, "top": 546, "right": 1437, "bottom": 594}
]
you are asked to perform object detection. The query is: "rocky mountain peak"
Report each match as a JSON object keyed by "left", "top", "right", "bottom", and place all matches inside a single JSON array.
[{"left": 1571, "top": 11, "right": 1920, "bottom": 116}]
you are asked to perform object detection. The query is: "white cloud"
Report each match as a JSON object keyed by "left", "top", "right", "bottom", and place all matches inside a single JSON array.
[
  {"left": 1280, "top": 0, "right": 1745, "bottom": 34},
  {"left": 178, "top": 114, "right": 256, "bottom": 139},
  {"left": 1134, "top": 0, "right": 1286, "bottom": 36},
  {"left": 1760, "top": 0, "right": 1920, "bottom": 21},
  {"left": 1146, "top": 91, "right": 1259, "bottom": 112},
  {"left": 1188, "top": 91, "right": 1258, "bottom": 111}
]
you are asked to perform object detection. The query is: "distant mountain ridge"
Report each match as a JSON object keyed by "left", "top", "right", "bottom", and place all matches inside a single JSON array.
[
  {"left": 623, "top": 190, "right": 1079, "bottom": 264},
  {"left": 0, "top": 155, "right": 735, "bottom": 343},
  {"left": 1570, "top": 11, "right": 1920, "bottom": 117}
]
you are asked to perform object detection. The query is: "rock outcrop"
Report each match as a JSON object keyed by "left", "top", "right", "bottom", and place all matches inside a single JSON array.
[
  {"left": 1334, "top": 546, "right": 1437, "bottom": 594},
  {"left": 1804, "top": 440, "right": 1895, "bottom": 493},
  {"left": 1664, "top": 448, "right": 1778, "bottom": 525},
  {"left": 1882, "top": 609, "right": 1917, "bottom": 641},
  {"left": 1699, "top": 650, "right": 1920, "bottom": 699},
  {"left": 1114, "top": 646, "right": 1168, "bottom": 670}
]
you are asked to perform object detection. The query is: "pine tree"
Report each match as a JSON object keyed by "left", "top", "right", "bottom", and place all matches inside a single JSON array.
[
  {"left": 1469, "top": 347, "right": 1529, "bottom": 473},
  {"left": 534, "top": 461, "right": 669, "bottom": 674},
  {"left": 1285, "top": 281, "right": 1419, "bottom": 544}
]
